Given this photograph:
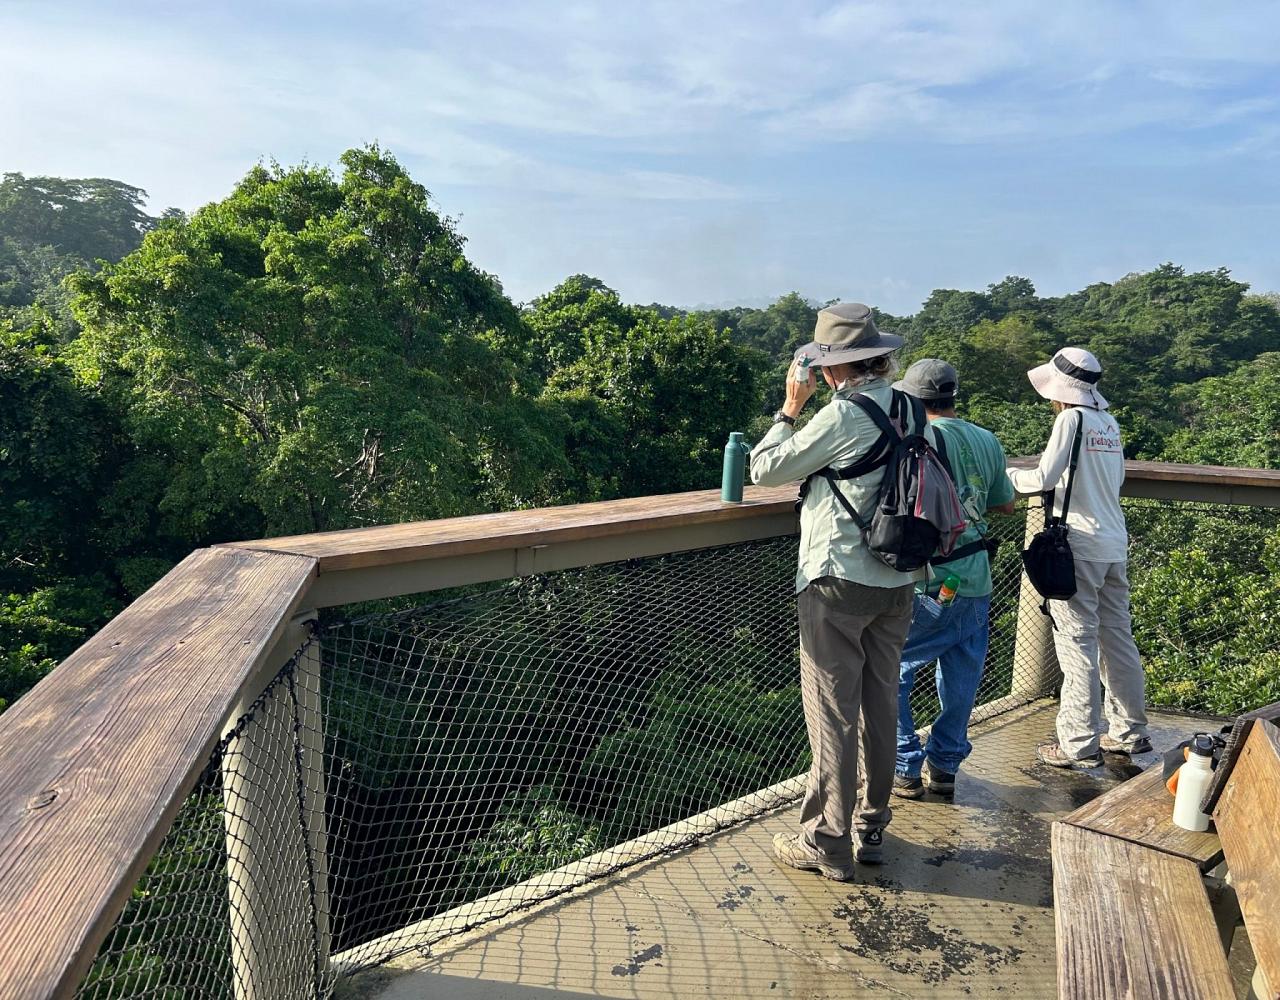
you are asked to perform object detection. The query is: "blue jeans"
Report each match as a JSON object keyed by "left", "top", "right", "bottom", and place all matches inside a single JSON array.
[{"left": 896, "top": 593, "right": 991, "bottom": 778}]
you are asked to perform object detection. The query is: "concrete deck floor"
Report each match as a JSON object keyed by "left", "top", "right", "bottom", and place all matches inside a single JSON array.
[{"left": 353, "top": 702, "right": 1211, "bottom": 1000}]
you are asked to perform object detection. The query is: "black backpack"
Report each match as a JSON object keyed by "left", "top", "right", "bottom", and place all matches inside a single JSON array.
[
  {"left": 1021, "top": 413, "right": 1085, "bottom": 607},
  {"left": 798, "top": 390, "right": 966, "bottom": 573}
]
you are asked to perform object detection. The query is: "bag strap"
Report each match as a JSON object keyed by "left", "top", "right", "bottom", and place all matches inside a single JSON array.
[
  {"left": 1044, "top": 412, "right": 1086, "bottom": 528},
  {"left": 931, "top": 424, "right": 955, "bottom": 480},
  {"left": 905, "top": 392, "right": 927, "bottom": 438},
  {"left": 844, "top": 391, "right": 903, "bottom": 442},
  {"left": 819, "top": 469, "right": 870, "bottom": 530},
  {"left": 1058, "top": 412, "right": 1086, "bottom": 521},
  {"left": 932, "top": 538, "right": 987, "bottom": 566}
]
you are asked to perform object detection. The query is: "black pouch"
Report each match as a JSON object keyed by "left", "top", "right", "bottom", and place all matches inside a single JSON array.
[
  {"left": 1022, "top": 524, "right": 1076, "bottom": 600},
  {"left": 1020, "top": 415, "right": 1084, "bottom": 605}
]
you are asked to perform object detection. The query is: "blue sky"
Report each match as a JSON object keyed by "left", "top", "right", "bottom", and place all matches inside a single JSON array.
[{"left": 2, "top": 0, "right": 1278, "bottom": 313}]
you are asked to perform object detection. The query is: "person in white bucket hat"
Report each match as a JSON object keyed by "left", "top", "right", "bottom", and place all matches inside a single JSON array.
[{"left": 1008, "top": 348, "right": 1151, "bottom": 769}]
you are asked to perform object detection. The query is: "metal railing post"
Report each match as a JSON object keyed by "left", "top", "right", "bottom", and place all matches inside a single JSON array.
[
  {"left": 1011, "top": 496, "right": 1059, "bottom": 700},
  {"left": 222, "top": 611, "right": 330, "bottom": 999}
]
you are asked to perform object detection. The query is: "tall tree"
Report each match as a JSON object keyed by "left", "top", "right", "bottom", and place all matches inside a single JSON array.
[
  {"left": 68, "top": 147, "right": 567, "bottom": 539},
  {"left": 0, "top": 173, "right": 155, "bottom": 263},
  {"left": 521, "top": 274, "right": 636, "bottom": 380},
  {"left": 545, "top": 312, "right": 765, "bottom": 497}
]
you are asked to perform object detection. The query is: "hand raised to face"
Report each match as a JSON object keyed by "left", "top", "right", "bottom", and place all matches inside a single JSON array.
[{"left": 783, "top": 360, "right": 818, "bottom": 418}]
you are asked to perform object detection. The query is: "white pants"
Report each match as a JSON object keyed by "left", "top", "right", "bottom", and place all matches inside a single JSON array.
[{"left": 1050, "top": 559, "right": 1150, "bottom": 760}]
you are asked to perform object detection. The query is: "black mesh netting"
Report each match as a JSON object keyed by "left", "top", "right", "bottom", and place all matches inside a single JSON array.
[{"left": 75, "top": 498, "right": 1280, "bottom": 997}]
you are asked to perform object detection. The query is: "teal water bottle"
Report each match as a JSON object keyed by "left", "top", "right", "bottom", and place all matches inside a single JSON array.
[{"left": 721, "top": 432, "right": 751, "bottom": 502}]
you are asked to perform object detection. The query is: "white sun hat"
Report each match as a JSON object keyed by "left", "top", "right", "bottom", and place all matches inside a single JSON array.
[{"left": 1027, "top": 347, "right": 1109, "bottom": 409}]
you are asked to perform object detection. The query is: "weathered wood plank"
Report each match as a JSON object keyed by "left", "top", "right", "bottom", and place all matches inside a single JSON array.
[
  {"left": 0, "top": 547, "right": 317, "bottom": 1000},
  {"left": 224, "top": 486, "right": 800, "bottom": 571},
  {"left": 1052, "top": 822, "right": 1234, "bottom": 1000},
  {"left": 1121, "top": 459, "right": 1280, "bottom": 487},
  {"left": 226, "top": 461, "right": 1280, "bottom": 574},
  {"left": 1212, "top": 720, "right": 1280, "bottom": 1000},
  {"left": 1061, "top": 765, "right": 1224, "bottom": 871},
  {"left": 1202, "top": 700, "right": 1280, "bottom": 815},
  {"left": 1005, "top": 455, "right": 1280, "bottom": 488}
]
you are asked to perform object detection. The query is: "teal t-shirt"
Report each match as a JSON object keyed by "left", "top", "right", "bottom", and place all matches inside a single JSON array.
[{"left": 924, "top": 417, "right": 1015, "bottom": 597}]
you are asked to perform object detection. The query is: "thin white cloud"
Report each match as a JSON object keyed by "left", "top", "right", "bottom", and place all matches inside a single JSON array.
[{"left": 2, "top": 0, "right": 1279, "bottom": 309}]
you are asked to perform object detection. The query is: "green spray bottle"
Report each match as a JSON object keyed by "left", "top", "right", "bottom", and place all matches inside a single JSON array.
[{"left": 721, "top": 432, "right": 751, "bottom": 502}]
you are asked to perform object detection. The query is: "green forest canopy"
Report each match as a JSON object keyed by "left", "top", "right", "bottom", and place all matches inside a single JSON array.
[{"left": 3, "top": 147, "right": 1280, "bottom": 716}]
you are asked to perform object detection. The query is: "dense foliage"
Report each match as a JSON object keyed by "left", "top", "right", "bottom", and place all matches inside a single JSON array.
[{"left": 3, "top": 151, "right": 1280, "bottom": 719}]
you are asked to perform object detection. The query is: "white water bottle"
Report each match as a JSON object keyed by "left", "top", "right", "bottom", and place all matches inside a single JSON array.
[{"left": 1172, "top": 734, "right": 1215, "bottom": 832}]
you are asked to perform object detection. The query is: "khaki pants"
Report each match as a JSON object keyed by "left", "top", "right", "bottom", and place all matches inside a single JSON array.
[
  {"left": 1049, "top": 559, "right": 1150, "bottom": 760},
  {"left": 797, "top": 577, "right": 914, "bottom": 863}
]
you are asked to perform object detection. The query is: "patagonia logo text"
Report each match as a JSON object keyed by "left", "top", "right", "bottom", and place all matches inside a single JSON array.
[{"left": 1086, "top": 430, "right": 1122, "bottom": 452}]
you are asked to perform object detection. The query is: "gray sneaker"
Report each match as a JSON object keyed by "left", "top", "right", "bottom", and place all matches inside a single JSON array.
[
  {"left": 772, "top": 833, "right": 855, "bottom": 882},
  {"left": 892, "top": 774, "right": 925, "bottom": 799},
  {"left": 855, "top": 827, "right": 885, "bottom": 865},
  {"left": 926, "top": 762, "right": 956, "bottom": 796},
  {"left": 1100, "top": 734, "right": 1154, "bottom": 756},
  {"left": 1037, "top": 741, "right": 1103, "bottom": 769}
]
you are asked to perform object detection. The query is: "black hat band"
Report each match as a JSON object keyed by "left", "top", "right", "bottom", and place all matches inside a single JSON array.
[{"left": 1053, "top": 354, "right": 1101, "bottom": 384}]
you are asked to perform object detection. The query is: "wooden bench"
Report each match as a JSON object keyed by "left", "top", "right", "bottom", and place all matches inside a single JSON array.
[
  {"left": 1060, "top": 764, "right": 1224, "bottom": 872},
  {"left": 1053, "top": 822, "right": 1234, "bottom": 999},
  {"left": 1053, "top": 718, "right": 1280, "bottom": 999}
]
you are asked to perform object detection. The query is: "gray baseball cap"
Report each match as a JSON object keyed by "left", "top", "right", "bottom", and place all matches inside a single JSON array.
[{"left": 893, "top": 358, "right": 959, "bottom": 400}]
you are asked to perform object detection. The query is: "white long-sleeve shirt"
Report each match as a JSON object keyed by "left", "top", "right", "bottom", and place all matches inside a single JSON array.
[{"left": 1008, "top": 407, "right": 1128, "bottom": 563}]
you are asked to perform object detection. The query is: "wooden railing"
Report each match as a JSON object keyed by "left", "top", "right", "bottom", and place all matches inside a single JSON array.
[{"left": 1, "top": 460, "right": 1279, "bottom": 999}]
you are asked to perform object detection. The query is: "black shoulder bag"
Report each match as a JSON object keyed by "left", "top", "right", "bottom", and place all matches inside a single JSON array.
[{"left": 1021, "top": 414, "right": 1085, "bottom": 611}]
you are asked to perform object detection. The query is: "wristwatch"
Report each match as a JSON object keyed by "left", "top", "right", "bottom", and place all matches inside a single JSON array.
[{"left": 773, "top": 410, "right": 796, "bottom": 426}]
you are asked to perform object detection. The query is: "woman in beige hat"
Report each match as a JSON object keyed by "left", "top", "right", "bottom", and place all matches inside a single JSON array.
[
  {"left": 1008, "top": 348, "right": 1151, "bottom": 768},
  {"left": 750, "top": 302, "right": 923, "bottom": 878}
]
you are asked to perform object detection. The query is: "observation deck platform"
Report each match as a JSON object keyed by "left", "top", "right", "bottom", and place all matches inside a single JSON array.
[{"left": 356, "top": 702, "right": 1241, "bottom": 1000}]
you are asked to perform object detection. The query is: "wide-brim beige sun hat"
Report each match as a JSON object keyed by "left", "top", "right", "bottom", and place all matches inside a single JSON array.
[
  {"left": 794, "top": 302, "right": 903, "bottom": 367},
  {"left": 1027, "top": 347, "right": 1109, "bottom": 409}
]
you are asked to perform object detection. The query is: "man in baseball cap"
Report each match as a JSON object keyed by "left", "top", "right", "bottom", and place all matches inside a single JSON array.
[{"left": 890, "top": 359, "right": 1016, "bottom": 800}]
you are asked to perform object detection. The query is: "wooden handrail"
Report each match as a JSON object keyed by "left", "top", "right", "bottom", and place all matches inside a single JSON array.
[
  {"left": 227, "top": 460, "right": 1280, "bottom": 574},
  {"left": 0, "top": 548, "right": 316, "bottom": 1000},
  {"left": 225, "top": 486, "right": 799, "bottom": 571}
]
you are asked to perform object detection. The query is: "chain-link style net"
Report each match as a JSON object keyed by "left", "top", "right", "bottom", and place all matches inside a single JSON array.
[
  {"left": 76, "top": 645, "right": 333, "bottom": 1000},
  {"left": 74, "top": 496, "right": 1280, "bottom": 996},
  {"left": 1123, "top": 499, "right": 1280, "bottom": 715}
]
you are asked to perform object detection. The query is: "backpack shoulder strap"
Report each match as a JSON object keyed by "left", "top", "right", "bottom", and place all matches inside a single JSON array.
[
  {"left": 844, "top": 391, "right": 901, "bottom": 441},
  {"left": 929, "top": 422, "right": 955, "bottom": 481},
  {"left": 818, "top": 469, "right": 870, "bottom": 530},
  {"left": 804, "top": 391, "right": 903, "bottom": 527},
  {"left": 820, "top": 392, "right": 899, "bottom": 481}
]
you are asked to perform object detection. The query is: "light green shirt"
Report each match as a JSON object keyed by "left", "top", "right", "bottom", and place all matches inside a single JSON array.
[
  {"left": 925, "top": 417, "right": 1014, "bottom": 597},
  {"left": 749, "top": 379, "right": 927, "bottom": 594}
]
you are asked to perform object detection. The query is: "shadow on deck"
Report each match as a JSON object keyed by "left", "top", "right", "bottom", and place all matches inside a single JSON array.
[{"left": 346, "top": 702, "right": 1214, "bottom": 999}]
